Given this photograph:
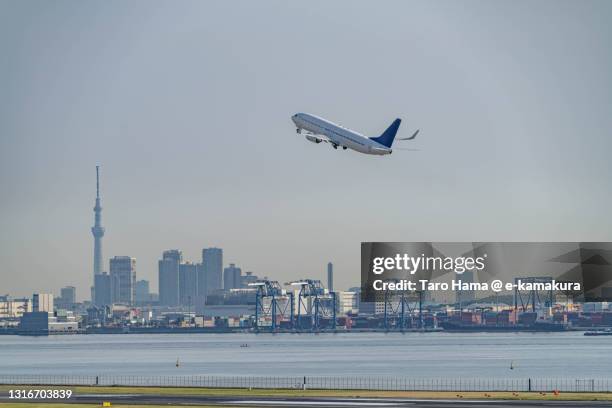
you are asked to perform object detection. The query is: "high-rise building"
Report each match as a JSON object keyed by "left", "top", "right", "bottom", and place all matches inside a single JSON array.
[
  {"left": 60, "top": 286, "right": 76, "bottom": 305},
  {"left": 327, "top": 262, "right": 334, "bottom": 292},
  {"left": 32, "top": 293, "right": 54, "bottom": 314},
  {"left": 158, "top": 249, "right": 182, "bottom": 306},
  {"left": 223, "top": 263, "right": 242, "bottom": 290},
  {"left": 94, "top": 272, "right": 113, "bottom": 306},
  {"left": 135, "top": 280, "right": 150, "bottom": 303},
  {"left": 202, "top": 248, "right": 223, "bottom": 293},
  {"left": 110, "top": 256, "right": 136, "bottom": 305},
  {"left": 91, "top": 166, "right": 105, "bottom": 283},
  {"left": 179, "top": 262, "right": 199, "bottom": 307}
]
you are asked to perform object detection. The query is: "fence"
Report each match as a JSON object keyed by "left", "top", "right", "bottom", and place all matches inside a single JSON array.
[{"left": 0, "top": 375, "right": 610, "bottom": 392}]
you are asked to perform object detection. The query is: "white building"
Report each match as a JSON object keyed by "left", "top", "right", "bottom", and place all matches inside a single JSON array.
[
  {"left": 335, "top": 291, "right": 359, "bottom": 315},
  {"left": 0, "top": 296, "right": 31, "bottom": 318}
]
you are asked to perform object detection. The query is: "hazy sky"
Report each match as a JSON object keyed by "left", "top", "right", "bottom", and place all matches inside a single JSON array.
[{"left": 1, "top": 1, "right": 611, "bottom": 300}]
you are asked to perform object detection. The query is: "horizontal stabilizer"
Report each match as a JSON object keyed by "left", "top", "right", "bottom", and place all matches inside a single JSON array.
[{"left": 398, "top": 129, "right": 419, "bottom": 140}]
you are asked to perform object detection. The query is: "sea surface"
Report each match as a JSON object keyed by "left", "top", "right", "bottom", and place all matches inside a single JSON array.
[{"left": 1, "top": 332, "right": 610, "bottom": 378}]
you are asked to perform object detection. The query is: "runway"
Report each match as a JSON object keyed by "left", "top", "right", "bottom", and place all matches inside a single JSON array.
[{"left": 2, "top": 393, "right": 610, "bottom": 408}]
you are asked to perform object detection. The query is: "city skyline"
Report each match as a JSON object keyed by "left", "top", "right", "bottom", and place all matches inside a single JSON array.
[
  {"left": 91, "top": 165, "right": 342, "bottom": 306},
  {"left": 2, "top": 1, "right": 612, "bottom": 300},
  {"left": 1, "top": 161, "right": 343, "bottom": 301}
]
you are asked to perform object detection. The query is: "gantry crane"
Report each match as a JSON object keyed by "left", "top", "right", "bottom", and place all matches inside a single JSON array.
[
  {"left": 248, "top": 280, "right": 294, "bottom": 332},
  {"left": 287, "top": 279, "right": 336, "bottom": 331}
]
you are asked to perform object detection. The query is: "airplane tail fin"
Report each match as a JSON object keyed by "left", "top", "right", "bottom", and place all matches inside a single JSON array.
[{"left": 370, "top": 119, "right": 401, "bottom": 148}]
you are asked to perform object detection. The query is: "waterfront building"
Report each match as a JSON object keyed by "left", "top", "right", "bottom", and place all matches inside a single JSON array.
[
  {"left": 19, "top": 311, "right": 79, "bottom": 334},
  {"left": 19, "top": 312, "right": 49, "bottom": 333},
  {"left": 327, "top": 262, "right": 334, "bottom": 292}
]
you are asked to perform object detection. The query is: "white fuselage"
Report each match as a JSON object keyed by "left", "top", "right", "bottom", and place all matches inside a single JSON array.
[{"left": 292, "top": 113, "right": 392, "bottom": 155}]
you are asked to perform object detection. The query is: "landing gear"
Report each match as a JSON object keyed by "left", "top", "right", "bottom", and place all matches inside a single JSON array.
[
  {"left": 332, "top": 143, "right": 338, "bottom": 149},
  {"left": 342, "top": 146, "right": 347, "bottom": 150},
  {"left": 296, "top": 128, "right": 301, "bottom": 134}
]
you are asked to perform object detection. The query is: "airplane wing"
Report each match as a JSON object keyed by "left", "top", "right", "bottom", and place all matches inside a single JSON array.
[{"left": 398, "top": 129, "right": 419, "bottom": 140}]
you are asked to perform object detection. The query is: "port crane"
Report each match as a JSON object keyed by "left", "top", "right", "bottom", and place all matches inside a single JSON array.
[
  {"left": 382, "top": 281, "right": 425, "bottom": 330},
  {"left": 287, "top": 279, "right": 336, "bottom": 331},
  {"left": 248, "top": 280, "right": 294, "bottom": 332}
]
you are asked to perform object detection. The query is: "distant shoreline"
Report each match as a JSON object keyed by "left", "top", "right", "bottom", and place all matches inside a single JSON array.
[{"left": 0, "top": 326, "right": 606, "bottom": 336}]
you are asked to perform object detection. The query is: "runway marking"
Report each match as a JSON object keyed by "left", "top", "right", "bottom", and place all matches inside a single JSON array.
[
  {"left": 229, "top": 401, "right": 403, "bottom": 406},
  {"left": 397, "top": 400, "right": 497, "bottom": 403}
]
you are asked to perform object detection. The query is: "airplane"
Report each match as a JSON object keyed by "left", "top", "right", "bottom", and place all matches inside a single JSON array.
[{"left": 291, "top": 112, "right": 419, "bottom": 156}]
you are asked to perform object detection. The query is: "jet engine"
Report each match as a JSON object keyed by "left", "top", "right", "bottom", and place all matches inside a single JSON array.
[{"left": 305, "top": 135, "right": 323, "bottom": 144}]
